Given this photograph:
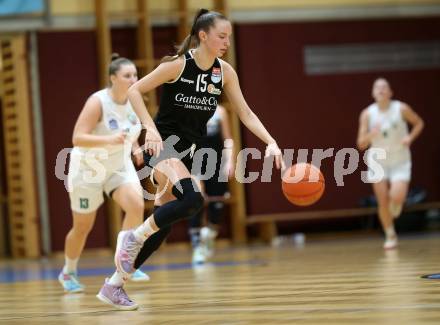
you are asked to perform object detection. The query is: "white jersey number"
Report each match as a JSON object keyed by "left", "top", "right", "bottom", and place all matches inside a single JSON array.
[{"left": 196, "top": 74, "right": 208, "bottom": 92}]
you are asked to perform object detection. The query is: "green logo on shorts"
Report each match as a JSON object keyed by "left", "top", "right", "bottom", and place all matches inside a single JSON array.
[{"left": 80, "top": 198, "right": 89, "bottom": 209}]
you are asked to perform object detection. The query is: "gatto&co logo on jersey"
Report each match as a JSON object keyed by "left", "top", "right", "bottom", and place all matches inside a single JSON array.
[{"left": 174, "top": 93, "right": 218, "bottom": 109}]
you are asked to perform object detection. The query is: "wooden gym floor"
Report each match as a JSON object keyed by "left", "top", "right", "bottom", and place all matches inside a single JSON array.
[{"left": 0, "top": 232, "right": 440, "bottom": 324}]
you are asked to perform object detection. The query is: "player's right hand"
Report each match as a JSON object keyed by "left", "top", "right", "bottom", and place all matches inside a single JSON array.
[
  {"left": 265, "top": 142, "right": 285, "bottom": 170},
  {"left": 145, "top": 128, "right": 163, "bottom": 158},
  {"left": 369, "top": 123, "right": 381, "bottom": 138},
  {"left": 108, "top": 132, "right": 127, "bottom": 145}
]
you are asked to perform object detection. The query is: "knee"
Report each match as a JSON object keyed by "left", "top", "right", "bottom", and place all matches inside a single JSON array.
[
  {"left": 72, "top": 221, "right": 93, "bottom": 236},
  {"left": 186, "top": 191, "right": 204, "bottom": 216},
  {"left": 172, "top": 178, "right": 204, "bottom": 216},
  {"left": 180, "top": 187, "right": 204, "bottom": 217},
  {"left": 389, "top": 192, "right": 406, "bottom": 205},
  {"left": 132, "top": 197, "right": 145, "bottom": 215},
  {"left": 173, "top": 190, "right": 204, "bottom": 219},
  {"left": 389, "top": 197, "right": 402, "bottom": 205},
  {"left": 124, "top": 195, "right": 145, "bottom": 216}
]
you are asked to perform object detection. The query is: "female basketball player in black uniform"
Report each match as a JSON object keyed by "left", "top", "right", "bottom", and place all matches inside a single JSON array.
[{"left": 96, "top": 9, "right": 283, "bottom": 310}]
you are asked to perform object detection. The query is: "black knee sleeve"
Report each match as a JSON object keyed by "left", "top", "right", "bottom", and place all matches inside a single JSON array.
[
  {"left": 153, "top": 178, "right": 204, "bottom": 228},
  {"left": 172, "top": 178, "right": 204, "bottom": 216}
]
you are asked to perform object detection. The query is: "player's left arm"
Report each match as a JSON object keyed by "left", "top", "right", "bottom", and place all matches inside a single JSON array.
[
  {"left": 217, "top": 105, "right": 233, "bottom": 141},
  {"left": 217, "top": 105, "right": 235, "bottom": 178},
  {"left": 222, "top": 60, "right": 283, "bottom": 169},
  {"left": 401, "top": 102, "right": 424, "bottom": 146}
]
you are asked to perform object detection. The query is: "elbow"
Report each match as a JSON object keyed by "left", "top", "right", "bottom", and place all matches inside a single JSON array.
[
  {"left": 72, "top": 133, "right": 83, "bottom": 147},
  {"left": 72, "top": 135, "right": 79, "bottom": 147},
  {"left": 127, "top": 85, "right": 136, "bottom": 93},
  {"left": 128, "top": 84, "right": 141, "bottom": 98},
  {"left": 127, "top": 87, "right": 136, "bottom": 100},
  {"left": 239, "top": 107, "right": 254, "bottom": 123},
  {"left": 357, "top": 140, "right": 366, "bottom": 151}
]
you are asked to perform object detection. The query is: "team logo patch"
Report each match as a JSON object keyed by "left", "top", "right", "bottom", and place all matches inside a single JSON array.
[
  {"left": 108, "top": 118, "right": 119, "bottom": 130},
  {"left": 207, "top": 84, "right": 222, "bottom": 95},
  {"left": 211, "top": 67, "right": 221, "bottom": 83}
]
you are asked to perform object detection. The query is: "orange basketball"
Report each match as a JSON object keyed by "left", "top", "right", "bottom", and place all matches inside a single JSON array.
[{"left": 282, "top": 163, "right": 325, "bottom": 206}]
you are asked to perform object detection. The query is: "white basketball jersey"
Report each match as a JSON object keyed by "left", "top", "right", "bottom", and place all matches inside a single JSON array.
[
  {"left": 72, "top": 88, "right": 141, "bottom": 164},
  {"left": 367, "top": 100, "right": 411, "bottom": 165}
]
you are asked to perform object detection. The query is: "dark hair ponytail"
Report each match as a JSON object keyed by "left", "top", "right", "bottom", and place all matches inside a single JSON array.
[
  {"left": 162, "top": 8, "right": 227, "bottom": 62},
  {"left": 189, "top": 8, "right": 210, "bottom": 38}
]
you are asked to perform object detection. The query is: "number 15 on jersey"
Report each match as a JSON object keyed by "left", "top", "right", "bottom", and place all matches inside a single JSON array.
[{"left": 196, "top": 74, "right": 208, "bottom": 92}]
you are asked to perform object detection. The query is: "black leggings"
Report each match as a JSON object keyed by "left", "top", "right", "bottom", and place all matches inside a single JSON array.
[
  {"left": 134, "top": 178, "right": 204, "bottom": 268},
  {"left": 189, "top": 200, "right": 225, "bottom": 228},
  {"left": 134, "top": 210, "right": 171, "bottom": 269},
  {"left": 188, "top": 152, "right": 228, "bottom": 229}
]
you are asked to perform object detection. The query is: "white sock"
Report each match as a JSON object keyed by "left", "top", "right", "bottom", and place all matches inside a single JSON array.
[
  {"left": 108, "top": 271, "right": 127, "bottom": 287},
  {"left": 133, "top": 217, "right": 158, "bottom": 242},
  {"left": 385, "top": 226, "right": 396, "bottom": 239},
  {"left": 63, "top": 257, "right": 78, "bottom": 274}
]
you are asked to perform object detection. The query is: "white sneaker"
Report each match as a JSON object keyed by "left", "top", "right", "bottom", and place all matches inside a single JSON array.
[
  {"left": 58, "top": 271, "right": 85, "bottom": 293},
  {"left": 200, "top": 227, "right": 218, "bottom": 258},
  {"left": 192, "top": 246, "right": 207, "bottom": 265},
  {"left": 383, "top": 236, "right": 398, "bottom": 250},
  {"left": 131, "top": 269, "right": 150, "bottom": 282}
]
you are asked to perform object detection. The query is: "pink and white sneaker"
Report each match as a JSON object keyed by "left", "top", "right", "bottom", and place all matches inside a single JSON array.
[
  {"left": 114, "top": 230, "right": 143, "bottom": 277},
  {"left": 96, "top": 278, "right": 138, "bottom": 311}
]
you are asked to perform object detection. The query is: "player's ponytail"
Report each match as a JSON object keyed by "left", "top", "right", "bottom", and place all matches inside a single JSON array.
[{"left": 161, "top": 9, "right": 227, "bottom": 63}]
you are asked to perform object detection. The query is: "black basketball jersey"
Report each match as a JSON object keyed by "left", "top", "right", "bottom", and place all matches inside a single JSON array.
[{"left": 155, "top": 50, "right": 223, "bottom": 144}]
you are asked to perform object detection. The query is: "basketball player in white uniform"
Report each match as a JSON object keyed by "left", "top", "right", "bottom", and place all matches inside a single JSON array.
[
  {"left": 357, "top": 78, "right": 424, "bottom": 249},
  {"left": 59, "top": 55, "right": 149, "bottom": 293}
]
